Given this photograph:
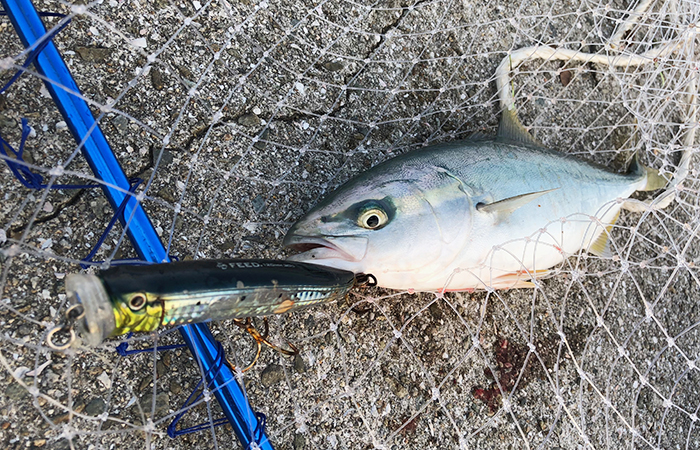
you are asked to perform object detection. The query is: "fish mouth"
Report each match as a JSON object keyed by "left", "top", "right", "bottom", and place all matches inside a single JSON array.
[{"left": 284, "top": 235, "right": 366, "bottom": 262}]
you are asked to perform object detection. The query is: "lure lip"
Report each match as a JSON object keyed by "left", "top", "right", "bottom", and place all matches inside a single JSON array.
[{"left": 65, "top": 273, "right": 115, "bottom": 346}]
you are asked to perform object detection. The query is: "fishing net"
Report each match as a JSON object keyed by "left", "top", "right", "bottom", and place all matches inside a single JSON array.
[{"left": 1, "top": 0, "right": 699, "bottom": 448}]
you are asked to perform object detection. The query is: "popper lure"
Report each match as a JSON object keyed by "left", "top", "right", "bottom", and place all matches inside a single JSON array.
[{"left": 47, "top": 259, "right": 364, "bottom": 349}]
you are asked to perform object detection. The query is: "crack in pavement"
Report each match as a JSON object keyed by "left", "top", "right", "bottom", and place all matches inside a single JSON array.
[
  {"left": 340, "top": 1, "right": 429, "bottom": 109},
  {"left": 358, "top": 0, "right": 429, "bottom": 73},
  {"left": 9, "top": 190, "right": 85, "bottom": 237}
]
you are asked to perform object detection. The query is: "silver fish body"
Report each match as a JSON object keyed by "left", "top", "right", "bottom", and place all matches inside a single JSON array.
[{"left": 284, "top": 131, "right": 660, "bottom": 291}]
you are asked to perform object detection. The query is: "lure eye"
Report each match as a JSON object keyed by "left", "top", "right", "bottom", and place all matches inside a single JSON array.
[
  {"left": 358, "top": 208, "right": 388, "bottom": 230},
  {"left": 128, "top": 294, "right": 147, "bottom": 311}
]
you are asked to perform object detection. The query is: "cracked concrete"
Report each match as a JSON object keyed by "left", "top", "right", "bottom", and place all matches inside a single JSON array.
[{"left": 1, "top": 1, "right": 699, "bottom": 450}]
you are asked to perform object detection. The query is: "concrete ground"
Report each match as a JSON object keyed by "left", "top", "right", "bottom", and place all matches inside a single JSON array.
[{"left": 1, "top": 0, "right": 699, "bottom": 449}]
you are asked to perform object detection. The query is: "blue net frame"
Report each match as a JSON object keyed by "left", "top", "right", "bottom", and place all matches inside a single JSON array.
[
  {"left": 116, "top": 333, "right": 267, "bottom": 440},
  {"left": 1, "top": 4, "right": 272, "bottom": 449}
]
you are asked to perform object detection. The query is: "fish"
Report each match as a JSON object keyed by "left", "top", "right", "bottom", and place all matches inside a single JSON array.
[
  {"left": 51, "top": 259, "right": 356, "bottom": 347},
  {"left": 283, "top": 110, "right": 667, "bottom": 292}
]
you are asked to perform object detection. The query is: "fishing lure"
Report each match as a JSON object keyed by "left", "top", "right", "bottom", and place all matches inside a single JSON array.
[{"left": 47, "top": 259, "right": 366, "bottom": 349}]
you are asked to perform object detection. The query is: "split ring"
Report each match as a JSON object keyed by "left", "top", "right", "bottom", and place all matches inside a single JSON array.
[{"left": 46, "top": 325, "right": 77, "bottom": 351}]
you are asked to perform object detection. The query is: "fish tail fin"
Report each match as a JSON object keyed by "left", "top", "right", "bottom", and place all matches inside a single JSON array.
[{"left": 628, "top": 152, "right": 668, "bottom": 192}]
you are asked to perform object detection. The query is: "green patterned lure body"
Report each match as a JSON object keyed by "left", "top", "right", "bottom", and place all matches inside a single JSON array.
[{"left": 66, "top": 259, "right": 356, "bottom": 346}]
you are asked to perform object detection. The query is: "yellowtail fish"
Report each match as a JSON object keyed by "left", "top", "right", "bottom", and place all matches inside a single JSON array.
[
  {"left": 283, "top": 110, "right": 666, "bottom": 291},
  {"left": 55, "top": 259, "right": 357, "bottom": 347}
]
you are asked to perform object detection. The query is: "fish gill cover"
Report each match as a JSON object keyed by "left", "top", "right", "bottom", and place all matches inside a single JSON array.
[{"left": 0, "top": 0, "right": 699, "bottom": 449}]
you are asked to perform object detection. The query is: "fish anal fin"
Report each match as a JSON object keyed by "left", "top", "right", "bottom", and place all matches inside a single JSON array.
[
  {"left": 439, "top": 288, "right": 476, "bottom": 293},
  {"left": 491, "top": 269, "right": 550, "bottom": 290},
  {"left": 497, "top": 108, "right": 545, "bottom": 148},
  {"left": 504, "top": 280, "right": 536, "bottom": 289},
  {"left": 588, "top": 211, "right": 620, "bottom": 258},
  {"left": 477, "top": 188, "right": 559, "bottom": 215}
]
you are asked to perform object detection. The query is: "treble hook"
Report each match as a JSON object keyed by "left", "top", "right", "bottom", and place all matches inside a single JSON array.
[
  {"left": 46, "top": 304, "right": 85, "bottom": 350},
  {"left": 226, "top": 317, "right": 298, "bottom": 373}
]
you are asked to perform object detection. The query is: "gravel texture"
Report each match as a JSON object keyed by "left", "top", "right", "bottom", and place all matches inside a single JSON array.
[{"left": 1, "top": 1, "right": 699, "bottom": 450}]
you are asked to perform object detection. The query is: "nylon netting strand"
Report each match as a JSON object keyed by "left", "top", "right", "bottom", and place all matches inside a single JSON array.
[{"left": 0, "top": 0, "right": 699, "bottom": 449}]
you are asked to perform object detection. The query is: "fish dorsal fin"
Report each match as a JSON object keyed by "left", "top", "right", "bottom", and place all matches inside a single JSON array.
[
  {"left": 588, "top": 210, "right": 620, "bottom": 257},
  {"left": 476, "top": 188, "right": 558, "bottom": 214},
  {"left": 466, "top": 130, "right": 492, "bottom": 141},
  {"left": 497, "top": 108, "right": 545, "bottom": 148}
]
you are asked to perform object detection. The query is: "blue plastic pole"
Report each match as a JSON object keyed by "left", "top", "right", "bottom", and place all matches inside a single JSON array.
[{"left": 2, "top": 1, "right": 272, "bottom": 448}]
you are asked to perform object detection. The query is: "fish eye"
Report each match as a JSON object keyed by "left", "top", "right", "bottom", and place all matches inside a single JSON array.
[
  {"left": 128, "top": 294, "right": 147, "bottom": 311},
  {"left": 358, "top": 208, "right": 388, "bottom": 230}
]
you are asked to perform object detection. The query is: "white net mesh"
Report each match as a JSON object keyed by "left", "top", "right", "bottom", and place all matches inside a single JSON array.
[{"left": 1, "top": 0, "right": 699, "bottom": 449}]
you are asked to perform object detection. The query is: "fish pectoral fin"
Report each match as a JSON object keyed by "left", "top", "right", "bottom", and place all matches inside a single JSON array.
[
  {"left": 587, "top": 211, "right": 620, "bottom": 258},
  {"left": 476, "top": 188, "right": 559, "bottom": 214},
  {"left": 491, "top": 269, "right": 550, "bottom": 290}
]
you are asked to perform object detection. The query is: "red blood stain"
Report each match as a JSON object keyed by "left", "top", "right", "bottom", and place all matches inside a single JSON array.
[
  {"left": 399, "top": 413, "right": 421, "bottom": 436},
  {"left": 472, "top": 338, "right": 528, "bottom": 413}
]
